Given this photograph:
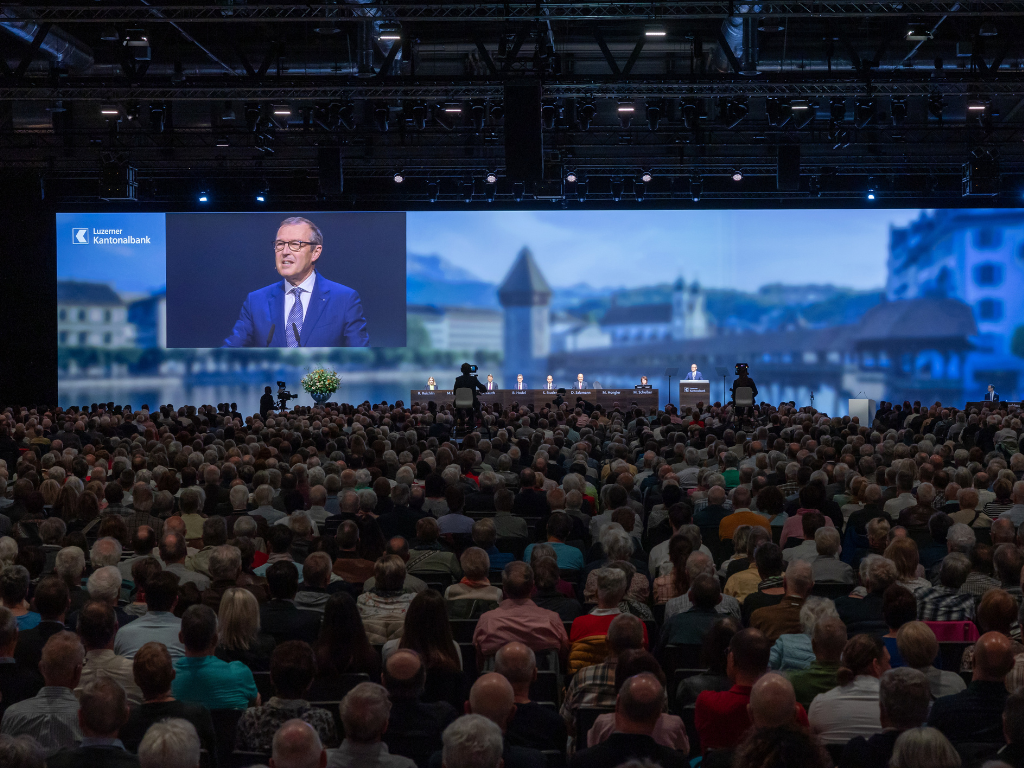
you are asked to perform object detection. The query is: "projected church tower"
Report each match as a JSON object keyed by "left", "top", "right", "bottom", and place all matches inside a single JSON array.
[{"left": 499, "top": 247, "right": 552, "bottom": 389}]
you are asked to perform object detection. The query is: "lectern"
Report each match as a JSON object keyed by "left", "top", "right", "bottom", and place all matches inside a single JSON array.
[
  {"left": 679, "top": 380, "right": 711, "bottom": 409},
  {"left": 849, "top": 398, "right": 877, "bottom": 426}
]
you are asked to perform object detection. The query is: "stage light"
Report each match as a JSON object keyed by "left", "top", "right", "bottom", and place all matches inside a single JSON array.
[
  {"left": 809, "top": 175, "right": 822, "bottom": 197},
  {"left": 576, "top": 181, "right": 588, "bottom": 203},
  {"left": 273, "top": 104, "right": 291, "bottom": 116},
  {"left": 790, "top": 100, "right": 810, "bottom": 111},
  {"left": 393, "top": 171, "right": 405, "bottom": 183},
  {"left": 198, "top": 192, "right": 209, "bottom": 203},
  {"left": 542, "top": 102, "right": 558, "bottom": 130},
  {"left": 123, "top": 29, "right": 150, "bottom": 61},
  {"left": 100, "top": 104, "right": 120, "bottom": 116},
  {"left": 427, "top": 180, "right": 439, "bottom": 203},
  {"left": 610, "top": 179, "right": 624, "bottom": 202},
  {"left": 470, "top": 101, "right": 486, "bottom": 131},
  {"left": 579, "top": 102, "right": 596, "bottom": 130},
  {"left": 256, "top": 193, "right": 266, "bottom": 203},
  {"left": 854, "top": 98, "right": 876, "bottom": 129},
  {"left": 171, "top": 61, "right": 185, "bottom": 85},
  {"left": 867, "top": 192, "right": 875, "bottom": 200},
  {"left": 645, "top": 101, "right": 661, "bottom": 131},
  {"left": 374, "top": 105, "right": 390, "bottom": 132},
  {"left": 618, "top": 102, "right": 635, "bottom": 129},
  {"left": 732, "top": 170, "right": 743, "bottom": 181},
  {"left": 376, "top": 22, "right": 402, "bottom": 42},
  {"left": 644, "top": 24, "right": 667, "bottom": 37},
  {"left": 565, "top": 171, "right": 577, "bottom": 184},
  {"left": 411, "top": 102, "right": 428, "bottom": 130},
  {"left": 444, "top": 103, "right": 463, "bottom": 114},
  {"left": 724, "top": 98, "right": 748, "bottom": 129},
  {"left": 512, "top": 182, "right": 525, "bottom": 203},
  {"left": 829, "top": 98, "right": 846, "bottom": 122},
  {"left": 641, "top": 170, "right": 653, "bottom": 183},
  {"left": 461, "top": 179, "right": 474, "bottom": 203},
  {"left": 928, "top": 94, "right": 945, "bottom": 121},
  {"left": 485, "top": 172, "right": 498, "bottom": 184},
  {"left": 490, "top": 103, "right": 505, "bottom": 121},
  {"left": 979, "top": 21, "right": 998, "bottom": 37},
  {"left": 967, "top": 100, "right": 988, "bottom": 112},
  {"left": 634, "top": 183, "right": 645, "bottom": 203},
  {"left": 690, "top": 175, "right": 702, "bottom": 202},
  {"left": 100, "top": 26, "right": 120, "bottom": 42},
  {"left": 905, "top": 23, "right": 933, "bottom": 40},
  {"left": 222, "top": 101, "right": 236, "bottom": 121},
  {"left": 890, "top": 98, "right": 908, "bottom": 127},
  {"left": 215, "top": 136, "right": 230, "bottom": 147},
  {"left": 765, "top": 98, "right": 791, "bottom": 127}
]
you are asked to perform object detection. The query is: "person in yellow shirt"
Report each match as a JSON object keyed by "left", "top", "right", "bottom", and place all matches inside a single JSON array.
[{"left": 719, "top": 487, "right": 772, "bottom": 541}]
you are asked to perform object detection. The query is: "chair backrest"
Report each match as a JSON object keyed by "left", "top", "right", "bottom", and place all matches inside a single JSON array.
[
  {"left": 926, "top": 621, "right": 980, "bottom": 642},
  {"left": 455, "top": 387, "right": 474, "bottom": 408},
  {"left": 449, "top": 618, "right": 480, "bottom": 643},
  {"left": 209, "top": 709, "right": 245, "bottom": 763},
  {"left": 575, "top": 707, "right": 614, "bottom": 746},
  {"left": 228, "top": 751, "right": 271, "bottom": 768},
  {"left": 734, "top": 387, "right": 754, "bottom": 406},
  {"left": 251, "top": 670, "right": 274, "bottom": 702},
  {"left": 811, "top": 582, "right": 854, "bottom": 601}
]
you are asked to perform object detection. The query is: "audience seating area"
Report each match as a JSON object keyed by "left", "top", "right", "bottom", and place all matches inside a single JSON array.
[{"left": 1, "top": 396, "right": 1024, "bottom": 768}]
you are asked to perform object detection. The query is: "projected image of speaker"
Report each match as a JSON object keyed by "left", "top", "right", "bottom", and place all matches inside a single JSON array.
[
  {"left": 777, "top": 145, "right": 801, "bottom": 191},
  {"left": 504, "top": 83, "right": 543, "bottom": 182}
]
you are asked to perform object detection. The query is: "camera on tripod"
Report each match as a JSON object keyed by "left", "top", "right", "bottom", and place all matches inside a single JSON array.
[{"left": 276, "top": 380, "right": 296, "bottom": 409}]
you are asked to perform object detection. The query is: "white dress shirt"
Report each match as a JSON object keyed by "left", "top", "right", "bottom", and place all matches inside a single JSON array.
[
  {"left": 283, "top": 270, "right": 316, "bottom": 330},
  {"left": 808, "top": 675, "right": 882, "bottom": 744}
]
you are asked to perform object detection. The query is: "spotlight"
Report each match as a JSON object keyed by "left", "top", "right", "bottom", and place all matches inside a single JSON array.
[
  {"left": 542, "top": 101, "right": 558, "bottom": 130},
  {"left": 411, "top": 102, "right": 428, "bottom": 130},
  {"left": 337, "top": 102, "right": 356, "bottom": 131},
  {"left": 890, "top": 98, "right": 908, "bottom": 127},
  {"left": 443, "top": 103, "right": 463, "bottom": 114},
  {"left": 618, "top": 101, "right": 635, "bottom": 129},
  {"left": 393, "top": 171, "right": 405, "bottom": 183},
  {"left": 809, "top": 175, "right": 822, "bottom": 197},
  {"left": 790, "top": 99, "right": 811, "bottom": 111},
  {"left": 928, "top": 94, "right": 945, "bottom": 122},
  {"left": 170, "top": 61, "right": 185, "bottom": 85},
  {"left": 645, "top": 101, "right": 661, "bottom": 131},
  {"left": 732, "top": 170, "right": 743, "bottom": 181},
  {"left": 215, "top": 136, "right": 230, "bottom": 147},
  {"left": 967, "top": 99, "right": 988, "bottom": 112},
  {"left": 724, "top": 98, "right": 748, "bottom": 129},
  {"left": 470, "top": 101, "right": 486, "bottom": 131},
  {"left": 489, "top": 103, "right": 505, "bottom": 122},
  {"left": 123, "top": 29, "right": 151, "bottom": 61},
  {"left": 427, "top": 180, "right": 439, "bottom": 203},
  {"left": 579, "top": 102, "right": 596, "bottom": 130},
  {"left": 690, "top": 175, "right": 702, "bottom": 202},
  {"left": 565, "top": 170, "right": 577, "bottom": 184},
  {"left": 512, "top": 182, "right": 525, "bottom": 202},
  {"left": 576, "top": 181, "right": 588, "bottom": 203},
  {"left": 792, "top": 100, "right": 816, "bottom": 129},
  {"left": 461, "top": 179, "right": 474, "bottom": 203},
  {"left": 610, "top": 179, "right": 624, "bottom": 202},
  {"left": 256, "top": 192, "right": 266, "bottom": 203},
  {"left": 854, "top": 98, "right": 876, "bottom": 129},
  {"left": 485, "top": 171, "right": 498, "bottom": 184},
  {"left": 644, "top": 24, "right": 667, "bottom": 37},
  {"left": 222, "top": 101, "right": 236, "bottom": 121},
  {"left": 374, "top": 104, "right": 390, "bottom": 132},
  {"left": 641, "top": 170, "right": 653, "bottom": 183},
  {"left": 979, "top": 21, "right": 999, "bottom": 37},
  {"left": 376, "top": 22, "right": 402, "bottom": 42},
  {"left": 766, "top": 98, "right": 791, "bottom": 127},
  {"left": 198, "top": 191, "right": 209, "bottom": 203},
  {"left": 905, "top": 23, "right": 933, "bottom": 40},
  {"left": 867, "top": 192, "right": 875, "bottom": 200},
  {"left": 681, "top": 100, "right": 699, "bottom": 130},
  {"left": 484, "top": 181, "right": 496, "bottom": 203},
  {"left": 100, "top": 104, "right": 120, "bottom": 116},
  {"left": 100, "top": 26, "right": 120, "bottom": 42},
  {"left": 634, "top": 183, "right": 645, "bottom": 203},
  {"left": 273, "top": 104, "right": 291, "bottom": 116}
]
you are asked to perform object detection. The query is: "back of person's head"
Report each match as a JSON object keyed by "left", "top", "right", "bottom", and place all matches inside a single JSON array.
[
  {"left": 471, "top": 518, "right": 497, "bottom": 549},
  {"left": 271, "top": 640, "right": 317, "bottom": 699},
  {"left": 374, "top": 554, "right": 406, "bottom": 592},
  {"left": 0, "top": 565, "right": 30, "bottom": 606},
  {"left": 606, "top": 613, "right": 645, "bottom": 655},
  {"left": 977, "top": 588, "right": 1019, "bottom": 635},
  {"left": 383, "top": 648, "right": 427, "bottom": 699},
  {"left": 468, "top": 672, "right": 516, "bottom": 730},
  {"left": 879, "top": 667, "right": 931, "bottom": 730},
  {"left": 33, "top": 575, "right": 69, "bottom": 620},
  {"left": 208, "top": 544, "right": 242, "bottom": 582},
  {"left": 689, "top": 573, "right": 721, "bottom": 611},
  {"left": 133, "top": 641, "right": 176, "bottom": 701},
  {"left": 1005, "top": 689, "right": 1024, "bottom": 745},
  {"left": 811, "top": 616, "right": 848, "bottom": 664},
  {"left": 748, "top": 673, "right": 799, "bottom": 728},
  {"left": 441, "top": 715, "right": 503, "bottom": 768},
  {"left": 301, "top": 551, "right": 332, "bottom": 589},
  {"left": 616, "top": 672, "right": 664, "bottom": 730},
  {"left": 783, "top": 560, "right": 814, "bottom": 597},
  {"left": 459, "top": 547, "right": 490, "bottom": 582},
  {"left": 938, "top": 552, "right": 971, "bottom": 590},
  {"left": 734, "top": 725, "right": 831, "bottom": 768},
  {"left": 836, "top": 634, "right": 887, "bottom": 686},
  {"left": 180, "top": 604, "right": 218, "bottom": 654},
  {"left": 974, "top": 631, "right": 1016, "bottom": 681},
  {"left": 144, "top": 570, "right": 180, "bottom": 612},
  {"left": 267, "top": 559, "right": 300, "bottom": 600},
  {"left": 270, "top": 719, "right": 325, "bottom": 768},
  {"left": 339, "top": 682, "right": 392, "bottom": 743},
  {"left": 138, "top": 718, "right": 201, "bottom": 768},
  {"left": 0, "top": 734, "right": 45, "bottom": 768},
  {"left": 889, "top": 726, "right": 961, "bottom": 768},
  {"left": 77, "top": 600, "right": 117, "bottom": 650},
  {"left": 754, "top": 543, "right": 784, "bottom": 579},
  {"left": 882, "top": 584, "right": 918, "bottom": 632},
  {"left": 79, "top": 677, "right": 129, "bottom": 736},
  {"left": 595, "top": 566, "right": 628, "bottom": 607},
  {"left": 40, "top": 630, "right": 84, "bottom": 687},
  {"left": 494, "top": 642, "right": 536, "bottom": 687},
  {"left": 502, "top": 561, "right": 534, "bottom": 600},
  {"left": 896, "top": 622, "right": 940, "bottom": 669},
  {"left": 729, "top": 628, "right": 771, "bottom": 679}
]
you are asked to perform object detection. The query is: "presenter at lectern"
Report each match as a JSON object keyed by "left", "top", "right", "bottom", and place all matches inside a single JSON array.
[
  {"left": 986, "top": 384, "right": 1000, "bottom": 401},
  {"left": 486, "top": 374, "right": 495, "bottom": 391},
  {"left": 685, "top": 363, "right": 703, "bottom": 380}
]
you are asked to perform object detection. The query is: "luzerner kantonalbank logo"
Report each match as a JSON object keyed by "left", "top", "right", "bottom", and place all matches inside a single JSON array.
[{"left": 72, "top": 227, "right": 152, "bottom": 245}]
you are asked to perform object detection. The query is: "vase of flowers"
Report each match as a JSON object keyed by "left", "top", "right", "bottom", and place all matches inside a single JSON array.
[{"left": 301, "top": 368, "right": 340, "bottom": 405}]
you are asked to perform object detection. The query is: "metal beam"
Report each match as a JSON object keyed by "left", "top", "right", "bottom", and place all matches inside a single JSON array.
[
  {"left": 13, "top": 22, "right": 52, "bottom": 80},
  {"left": 10, "top": 3, "right": 1024, "bottom": 24}
]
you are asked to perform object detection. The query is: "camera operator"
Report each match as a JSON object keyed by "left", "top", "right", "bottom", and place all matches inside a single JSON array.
[
  {"left": 260, "top": 386, "right": 275, "bottom": 418},
  {"left": 453, "top": 362, "right": 487, "bottom": 430},
  {"left": 730, "top": 363, "right": 758, "bottom": 420}
]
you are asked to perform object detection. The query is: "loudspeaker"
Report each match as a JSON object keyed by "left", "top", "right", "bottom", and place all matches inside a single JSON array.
[
  {"left": 504, "top": 82, "right": 543, "bottom": 182},
  {"left": 777, "top": 145, "right": 800, "bottom": 191},
  {"left": 318, "top": 147, "right": 343, "bottom": 195}
]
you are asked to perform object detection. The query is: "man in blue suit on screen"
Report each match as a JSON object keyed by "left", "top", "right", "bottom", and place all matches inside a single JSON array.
[{"left": 222, "top": 216, "right": 369, "bottom": 348}]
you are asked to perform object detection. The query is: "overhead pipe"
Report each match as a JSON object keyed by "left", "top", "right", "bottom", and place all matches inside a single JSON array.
[
  {"left": 710, "top": 4, "right": 760, "bottom": 75},
  {"left": 0, "top": 5, "right": 93, "bottom": 72}
]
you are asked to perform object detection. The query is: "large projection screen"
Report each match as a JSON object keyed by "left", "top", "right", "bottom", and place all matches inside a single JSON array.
[{"left": 57, "top": 208, "right": 1024, "bottom": 415}]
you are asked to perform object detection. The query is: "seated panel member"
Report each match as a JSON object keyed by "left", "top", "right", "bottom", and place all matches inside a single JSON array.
[
  {"left": 636, "top": 376, "right": 652, "bottom": 390},
  {"left": 685, "top": 363, "right": 703, "bottom": 381},
  {"left": 486, "top": 374, "right": 496, "bottom": 391},
  {"left": 427, "top": 377, "right": 436, "bottom": 391},
  {"left": 546, "top": 375, "right": 555, "bottom": 391},
  {"left": 576, "top": 373, "right": 590, "bottom": 389},
  {"left": 223, "top": 215, "right": 369, "bottom": 348},
  {"left": 515, "top": 374, "right": 526, "bottom": 391}
]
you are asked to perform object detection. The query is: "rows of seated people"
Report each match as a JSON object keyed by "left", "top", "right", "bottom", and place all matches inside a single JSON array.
[{"left": 0, "top": 396, "right": 1023, "bottom": 768}]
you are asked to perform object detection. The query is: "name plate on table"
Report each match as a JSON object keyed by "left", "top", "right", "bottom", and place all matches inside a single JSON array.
[{"left": 411, "top": 390, "right": 454, "bottom": 397}]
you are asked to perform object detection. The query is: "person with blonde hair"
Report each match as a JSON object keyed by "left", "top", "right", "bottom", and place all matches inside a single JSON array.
[
  {"left": 889, "top": 727, "right": 961, "bottom": 768},
  {"left": 884, "top": 538, "right": 930, "bottom": 592},
  {"left": 896, "top": 622, "right": 966, "bottom": 699},
  {"left": 216, "top": 587, "right": 275, "bottom": 671}
]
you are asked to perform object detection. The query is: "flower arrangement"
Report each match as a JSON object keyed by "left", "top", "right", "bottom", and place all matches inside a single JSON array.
[{"left": 300, "top": 368, "right": 340, "bottom": 401}]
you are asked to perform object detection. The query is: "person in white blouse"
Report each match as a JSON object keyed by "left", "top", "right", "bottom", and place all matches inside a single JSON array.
[{"left": 808, "top": 633, "right": 889, "bottom": 744}]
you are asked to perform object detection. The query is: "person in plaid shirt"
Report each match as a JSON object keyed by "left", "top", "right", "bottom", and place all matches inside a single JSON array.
[{"left": 916, "top": 553, "right": 977, "bottom": 622}]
